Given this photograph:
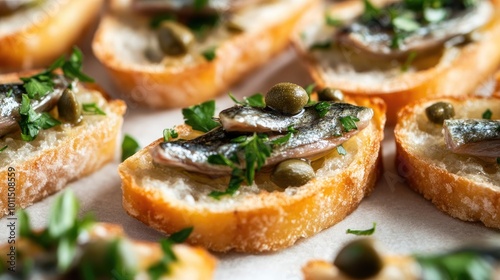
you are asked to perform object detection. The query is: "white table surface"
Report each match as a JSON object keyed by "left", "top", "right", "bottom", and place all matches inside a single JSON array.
[{"left": 0, "top": 31, "right": 498, "bottom": 280}]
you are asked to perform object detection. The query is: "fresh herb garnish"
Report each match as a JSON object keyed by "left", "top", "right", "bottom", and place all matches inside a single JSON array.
[
  {"left": 208, "top": 133, "right": 272, "bottom": 198},
  {"left": 271, "top": 126, "right": 297, "bottom": 146},
  {"left": 309, "top": 41, "right": 332, "bottom": 50},
  {"left": 346, "top": 222, "right": 376, "bottom": 236},
  {"left": 304, "top": 83, "right": 317, "bottom": 106},
  {"left": 202, "top": 46, "right": 217, "bottom": 61},
  {"left": 163, "top": 128, "right": 178, "bottom": 142},
  {"left": 18, "top": 94, "right": 61, "bottom": 141},
  {"left": 482, "top": 109, "right": 492, "bottom": 120},
  {"left": 6, "top": 89, "right": 13, "bottom": 98},
  {"left": 182, "top": 100, "right": 220, "bottom": 133},
  {"left": 82, "top": 103, "right": 106, "bottom": 115},
  {"left": 315, "top": 101, "right": 331, "bottom": 117},
  {"left": 361, "top": 0, "right": 381, "bottom": 22},
  {"left": 0, "top": 145, "right": 7, "bottom": 152},
  {"left": 340, "top": 115, "right": 360, "bottom": 132},
  {"left": 325, "top": 14, "right": 343, "bottom": 26},
  {"left": 401, "top": 51, "right": 417, "bottom": 72},
  {"left": 229, "top": 92, "right": 266, "bottom": 108},
  {"left": 147, "top": 227, "right": 194, "bottom": 279},
  {"left": 121, "top": 134, "right": 140, "bottom": 162},
  {"left": 337, "top": 145, "right": 347, "bottom": 156}
]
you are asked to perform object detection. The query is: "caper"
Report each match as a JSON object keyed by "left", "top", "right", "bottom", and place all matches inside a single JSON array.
[
  {"left": 265, "top": 83, "right": 309, "bottom": 115},
  {"left": 334, "top": 239, "right": 384, "bottom": 279},
  {"left": 318, "top": 87, "right": 344, "bottom": 102},
  {"left": 425, "top": 102, "right": 455, "bottom": 124},
  {"left": 271, "top": 159, "right": 315, "bottom": 188},
  {"left": 57, "top": 89, "right": 82, "bottom": 124},
  {"left": 157, "top": 21, "right": 195, "bottom": 56}
]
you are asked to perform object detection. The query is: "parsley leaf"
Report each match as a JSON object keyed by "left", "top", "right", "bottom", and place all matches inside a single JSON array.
[
  {"left": 202, "top": 46, "right": 217, "bottom": 61},
  {"left": 209, "top": 168, "right": 245, "bottom": 199},
  {"left": 0, "top": 145, "right": 7, "bottom": 152},
  {"left": 325, "top": 14, "right": 343, "bottom": 26},
  {"left": 315, "top": 101, "right": 331, "bottom": 117},
  {"left": 309, "top": 41, "right": 332, "bottom": 51},
  {"left": 346, "top": 222, "right": 376, "bottom": 236},
  {"left": 163, "top": 128, "right": 178, "bottom": 142},
  {"left": 482, "top": 109, "right": 492, "bottom": 120},
  {"left": 61, "top": 47, "right": 94, "bottom": 83},
  {"left": 361, "top": 0, "right": 381, "bottom": 22},
  {"left": 271, "top": 126, "right": 296, "bottom": 146},
  {"left": 304, "top": 83, "right": 317, "bottom": 106},
  {"left": 121, "top": 134, "right": 140, "bottom": 162},
  {"left": 82, "top": 103, "right": 106, "bottom": 115},
  {"left": 401, "top": 51, "right": 417, "bottom": 72},
  {"left": 229, "top": 92, "right": 266, "bottom": 108},
  {"left": 20, "top": 78, "right": 53, "bottom": 99},
  {"left": 415, "top": 251, "right": 493, "bottom": 280},
  {"left": 18, "top": 94, "right": 61, "bottom": 141},
  {"left": 340, "top": 115, "right": 360, "bottom": 132},
  {"left": 169, "top": 227, "right": 194, "bottom": 243},
  {"left": 182, "top": 100, "right": 220, "bottom": 132}
]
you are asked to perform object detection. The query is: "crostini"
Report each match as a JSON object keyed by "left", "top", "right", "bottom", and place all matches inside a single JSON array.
[
  {"left": 395, "top": 96, "right": 500, "bottom": 228},
  {"left": 92, "top": 0, "right": 318, "bottom": 108},
  {"left": 0, "top": 191, "right": 216, "bottom": 279},
  {"left": 119, "top": 83, "right": 386, "bottom": 252},
  {"left": 0, "top": 0, "right": 103, "bottom": 72},
  {"left": 0, "top": 48, "right": 125, "bottom": 218},
  {"left": 302, "top": 238, "right": 500, "bottom": 279},
  {"left": 294, "top": 0, "right": 500, "bottom": 124}
]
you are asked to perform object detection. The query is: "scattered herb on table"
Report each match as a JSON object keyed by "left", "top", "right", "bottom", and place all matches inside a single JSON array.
[{"left": 346, "top": 222, "right": 376, "bottom": 236}]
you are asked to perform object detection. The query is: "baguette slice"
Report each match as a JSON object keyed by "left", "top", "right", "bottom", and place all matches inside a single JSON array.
[
  {"left": 395, "top": 97, "right": 500, "bottom": 228},
  {"left": 0, "top": 222, "right": 216, "bottom": 279},
  {"left": 0, "top": 73, "right": 126, "bottom": 218},
  {"left": 0, "top": 0, "right": 103, "bottom": 72},
  {"left": 92, "top": 0, "right": 318, "bottom": 108},
  {"left": 119, "top": 97, "right": 386, "bottom": 252},
  {"left": 293, "top": 0, "right": 500, "bottom": 124}
]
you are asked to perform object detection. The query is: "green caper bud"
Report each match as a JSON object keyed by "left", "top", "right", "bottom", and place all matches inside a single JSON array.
[
  {"left": 318, "top": 87, "right": 344, "bottom": 102},
  {"left": 157, "top": 21, "right": 195, "bottom": 56},
  {"left": 425, "top": 102, "right": 455, "bottom": 124},
  {"left": 334, "top": 239, "right": 384, "bottom": 279},
  {"left": 265, "top": 83, "right": 309, "bottom": 115},
  {"left": 271, "top": 159, "right": 315, "bottom": 188},
  {"left": 57, "top": 89, "right": 82, "bottom": 124}
]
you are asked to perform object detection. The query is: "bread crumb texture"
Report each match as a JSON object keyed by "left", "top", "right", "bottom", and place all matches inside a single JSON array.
[{"left": 395, "top": 97, "right": 500, "bottom": 228}]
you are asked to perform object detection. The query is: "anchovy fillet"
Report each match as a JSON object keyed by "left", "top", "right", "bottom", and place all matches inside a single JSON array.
[
  {"left": 443, "top": 119, "right": 500, "bottom": 157},
  {"left": 151, "top": 102, "right": 373, "bottom": 175},
  {"left": 0, "top": 76, "right": 69, "bottom": 137},
  {"left": 338, "top": 1, "right": 492, "bottom": 58}
]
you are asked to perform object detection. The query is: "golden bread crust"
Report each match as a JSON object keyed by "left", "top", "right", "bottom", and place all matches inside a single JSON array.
[
  {"left": 119, "top": 98, "right": 386, "bottom": 252},
  {"left": 294, "top": 0, "right": 500, "bottom": 125},
  {"left": 395, "top": 96, "right": 500, "bottom": 228},
  {"left": 0, "top": 0, "right": 103, "bottom": 72},
  {"left": 92, "top": 0, "right": 318, "bottom": 108},
  {"left": 0, "top": 72, "right": 126, "bottom": 218}
]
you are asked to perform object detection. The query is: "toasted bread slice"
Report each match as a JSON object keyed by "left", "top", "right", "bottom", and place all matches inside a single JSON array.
[
  {"left": 118, "top": 97, "right": 386, "bottom": 252},
  {"left": 0, "top": 73, "right": 125, "bottom": 218},
  {"left": 395, "top": 97, "right": 500, "bottom": 228},
  {"left": 293, "top": 0, "right": 500, "bottom": 124},
  {"left": 0, "top": 222, "right": 216, "bottom": 279},
  {"left": 0, "top": 0, "right": 103, "bottom": 72},
  {"left": 92, "top": 0, "right": 318, "bottom": 108}
]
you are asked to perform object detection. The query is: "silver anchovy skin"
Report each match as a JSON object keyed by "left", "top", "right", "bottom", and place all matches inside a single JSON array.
[
  {"left": 337, "top": 1, "right": 492, "bottom": 58},
  {"left": 151, "top": 102, "right": 373, "bottom": 175},
  {"left": 443, "top": 119, "right": 500, "bottom": 157},
  {"left": 0, "top": 76, "right": 69, "bottom": 137},
  {"left": 133, "top": 0, "right": 264, "bottom": 13}
]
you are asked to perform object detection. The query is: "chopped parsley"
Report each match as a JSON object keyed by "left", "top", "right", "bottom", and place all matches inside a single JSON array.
[
  {"left": 340, "top": 115, "right": 360, "bottom": 132},
  {"left": 482, "top": 109, "right": 492, "bottom": 120},
  {"left": 325, "top": 14, "right": 343, "bottom": 27},
  {"left": 208, "top": 133, "right": 272, "bottom": 199},
  {"left": 202, "top": 46, "right": 217, "bottom": 61},
  {"left": 0, "top": 145, "right": 7, "bottom": 152},
  {"left": 6, "top": 89, "right": 13, "bottom": 98},
  {"left": 361, "top": 0, "right": 381, "bottom": 22},
  {"left": 229, "top": 92, "right": 266, "bottom": 108},
  {"left": 147, "top": 227, "right": 194, "bottom": 279},
  {"left": 315, "top": 101, "right": 331, "bottom": 117},
  {"left": 337, "top": 145, "right": 347, "bottom": 156},
  {"left": 346, "top": 222, "right": 376, "bottom": 236},
  {"left": 82, "top": 103, "right": 106, "bottom": 115},
  {"left": 304, "top": 83, "right": 317, "bottom": 106},
  {"left": 309, "top": 40, "right": 332, "bottom": 51},
  {"left": 18, "top": 94, "right": 61, "bottom": 141},
  {"left": 401, "top": 51, "right": 417, "bottom": 72},
  {"left": 271, "top": 126, "right": 297, "bottom": 146},
  {"left": 182, "top": 100, "right": 220, "bottom": 132},
  {"left": 163, "top": 128, "right": 178, "bottom": 142},
  {"left": 121, "top": 134, "right": 140, "bottom": 162}
]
